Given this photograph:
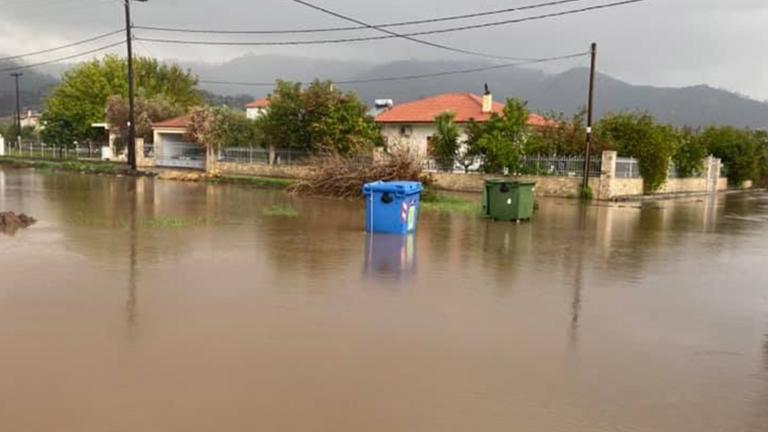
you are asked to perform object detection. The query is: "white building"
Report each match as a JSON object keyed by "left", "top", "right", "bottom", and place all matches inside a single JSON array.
[
  {"left": 375, "top": 92, "right": 552, "bottom": 157},
  {"left": 245, "top": 98, "right": 270, "bottom": 120}
]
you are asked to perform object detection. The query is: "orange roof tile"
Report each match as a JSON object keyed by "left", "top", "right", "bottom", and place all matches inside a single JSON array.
[
  {"left": 375, "top": 93, "right": 554, "bottom": 127},
  {"left": 245, "top": 98, "right": 270, "bottom": 109},
  {"left": 152, "top": 115, "right": 191, "bottom": 129}
]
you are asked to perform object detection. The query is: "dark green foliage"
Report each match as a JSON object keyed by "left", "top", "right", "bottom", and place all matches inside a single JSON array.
[
  {"left": 672, "top": 128, "right": 708, "bottom": 178},
  {"left": 431, "top": 112, "right": 460, "bottom": 171},
  {"left": 466, "top": 98, "right": 530, "bottom": 174},
  {"left": 755, "top": 131, "right": 768, "bottom": 187},
  {"left": 257, "top": 80, "right": 380, "bottom": 154},
  {"left": 697, "top": 126, "right": 758, "bottom": 185},
  {"left": 597, "top": 112, "right": 676, "bottom": 192},
  {"left": 529, "top": 108, "right": 603, "bottom": 156}
]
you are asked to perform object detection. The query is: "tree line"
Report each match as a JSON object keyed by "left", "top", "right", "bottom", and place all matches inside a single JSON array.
[
  {"left": 430, "top": 100, "right": 768, "bottom": 191},
  {"left": 23, "top": 55, "right": 768, "bottom": 191}
]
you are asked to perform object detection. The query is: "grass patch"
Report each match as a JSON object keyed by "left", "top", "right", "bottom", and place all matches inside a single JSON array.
[
  {"left": 0, "top": 157, "right": 120, "bottom": 175},
  {"left": 262, "top": 205, "right": 299, "bottom": 217},
  {"left": 118, "top": 216, "right": 208, "bottom": 229},
  {"left": 208, "top": 174, "right": 294, "bottom": 189},
  {"left": 420, "top": 193, "right": 481, "bottom": 215}
]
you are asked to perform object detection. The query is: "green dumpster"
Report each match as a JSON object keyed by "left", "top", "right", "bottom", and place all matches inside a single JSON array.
[{"left": 483, "top": 180, "right": 536, "bottom": 222}]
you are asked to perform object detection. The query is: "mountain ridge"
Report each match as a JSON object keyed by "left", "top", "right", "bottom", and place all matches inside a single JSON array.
[{"left": 1, "top": 55, "right": 767, "bottom": 129}]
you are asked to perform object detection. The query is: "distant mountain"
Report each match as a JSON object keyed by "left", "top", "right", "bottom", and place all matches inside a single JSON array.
[
  {"left": 0, "top": 61, "right": 58, "bottom": 118},
  {"left": 3, "top": 54, "right": 767, "bottom": 129},
  {"left": 192, "top": 56, "right": 768, "bottom": 129}
]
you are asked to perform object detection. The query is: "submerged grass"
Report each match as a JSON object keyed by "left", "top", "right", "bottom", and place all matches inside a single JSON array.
[
  {"left": 118, "top": 216, "right": 209, "bottom": 230},
  {"left": 262, "top": 205, "right": 300, "bottom": 217},
  {"left": 420, "top": 192, "right": 481, "bottom": 215},
  {"left": 207, "top": 175, "right": 294, "bottom": 189},
  {"left": 0, "top": 157, "right": 120, "bottom": 175}
]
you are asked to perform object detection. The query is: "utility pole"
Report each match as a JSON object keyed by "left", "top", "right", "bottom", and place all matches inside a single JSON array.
[
  {"left": 10, "top": 72, "right": 23, "bottom": 148},
  {"left": 124, "top": 0, "right": 147, "bottom": 170},
  {"left": 582, "top": 42, "right": 597, "bottom": 193}
]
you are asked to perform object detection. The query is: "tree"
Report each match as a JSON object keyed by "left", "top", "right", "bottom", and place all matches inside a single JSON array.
[
  {"left": 755, "top": 130, "right": 768, "bottom": 187},
  {"left": 697, "top": 126, "right": 758, "bottom": 185},
  {"left": 257, "top": 80, "right": 380, "bottom": 154},
  {"left": 186, "top": 106, "right": 262, "bottom": 149},
  {"left": 466, "top": 98, "right": 530, "bottom": 174},
  {"left": 672, "top": 127, "right": 708, "bottom": 178},
  {"left": 41, "top": 55, "right": 201, "bottom": 147},
  {"left": 105, "top": 94, "right": 185, "bottom": 145},
  {"left": 597, "top": 112, "right": 676, "bottom": 192},
  {"left": 430, "top": 112, "right": 460, "bottom": 171}
]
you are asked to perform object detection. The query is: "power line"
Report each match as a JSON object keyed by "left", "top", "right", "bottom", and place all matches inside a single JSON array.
[
  {"left": 287, "top": 0, "right": 538, "bottom": 61},
  {"left": 136, "top": 0, "right": 646, "bottom": 51},
  {"left": 135, "top": 0, "right": 591, "bottom": 35},
  {"left": 197, "top": 51, "right": 588, "bottom": 87},
  {"left": 0, "top": 29, "right": 124, "bottom": 62},
  {"left": 0, "top": 40, "right": 125, "bottom": 73}
]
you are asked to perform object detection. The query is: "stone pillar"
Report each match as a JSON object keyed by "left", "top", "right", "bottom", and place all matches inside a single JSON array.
[
  {"left": 0, "top": 135, "right": 5, "bottom": 156},
  {"left": 134, "top": 138, "right": 155, "bottom": 169},
  {"left": 134, "top": 138, "right": 145, "bottom": 169},
  {"left": 597, "top": 150, "right": 617, "bottom": 200},
  {"left": 268, "top": 144, "right": 276, "bottom": 166},
  {"left": 205, "top": 145, "right": 218, "bottom": 175}
]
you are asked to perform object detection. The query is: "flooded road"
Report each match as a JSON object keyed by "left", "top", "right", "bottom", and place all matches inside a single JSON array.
[{"left": 1, "top": 168, "right": 767, "bottom": 432}]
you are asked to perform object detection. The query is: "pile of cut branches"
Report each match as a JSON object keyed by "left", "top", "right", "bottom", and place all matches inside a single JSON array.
[{"left": 288, "top": 151, "right": 430, "bottom": 199}]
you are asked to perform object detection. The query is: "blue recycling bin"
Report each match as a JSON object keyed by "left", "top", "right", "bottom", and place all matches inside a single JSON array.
[{"left": 362, "top": 181, "right": 423, "bottom": 235}]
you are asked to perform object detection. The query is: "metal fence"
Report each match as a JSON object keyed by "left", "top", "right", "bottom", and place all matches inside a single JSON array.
[
  {"left": 4, "top": 143, "right": 102, "bottom": 160},
  {"left": 615, "top": 157, "right": 641, "bottom": 179},
  {"left": 422, "top": 155, "right": 602, "bottom": 177},
  {"left": 217, "top": 147, "right": 314, "bottom": 166},
  {"left": 519, "top": 155, "right": 602, "bottom": 178}
]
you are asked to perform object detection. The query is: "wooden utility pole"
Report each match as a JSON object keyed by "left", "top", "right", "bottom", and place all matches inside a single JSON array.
[
  {"left": 582, "top": 42, "right": 597, "bottom": 192},
  {"left": 124, "top": 0, "right": 147, "bottom": 170},
  {"left": 10, "top": 72, "right": 23, "bottom": 148}
]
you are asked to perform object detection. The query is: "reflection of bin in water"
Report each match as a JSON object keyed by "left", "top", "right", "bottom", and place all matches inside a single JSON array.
[
  {"left": 364, "top": 233, "right": 417, "bottom": 277},
  {"left": 362, "top": 181, "right": 423, "bottom": 235},
  {"left": 482, "top": 180, "right": 536, "bottom": 222}
]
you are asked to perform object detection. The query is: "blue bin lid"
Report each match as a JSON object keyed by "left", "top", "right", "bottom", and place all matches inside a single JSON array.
[{"left": 363, "top": 181, "right": 423, "bottom": 196}]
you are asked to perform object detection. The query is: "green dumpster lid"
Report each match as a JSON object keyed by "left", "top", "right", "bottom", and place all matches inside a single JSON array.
[{"left": 485, "top": 179, "right": 536, "bottom": 186}]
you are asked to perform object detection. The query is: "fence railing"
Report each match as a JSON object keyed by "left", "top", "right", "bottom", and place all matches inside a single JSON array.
[
  {"left": 519, "top": 155, "right": 602, "bottom": 178},
  {"left": 615, "top": 157, "right": 640, "bottom": 179},
  {"left": 217, "top": 147, "right": 315, "bottom": 166},
  {"left": 422, "top": 155, "right": 602, "bottom": 177},
  {"left": 4, "top": 143, "right": 103, "bottom": 160}
]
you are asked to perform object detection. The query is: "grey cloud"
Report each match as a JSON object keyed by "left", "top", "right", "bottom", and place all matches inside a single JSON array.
[{"left": 2, "top": 0, "right": 767, "bottom": 100}]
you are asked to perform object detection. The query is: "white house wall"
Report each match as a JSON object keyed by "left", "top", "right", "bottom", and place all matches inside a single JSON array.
[
  {"left": 246, "top": 108, "right": 267, "bottom": 120},
  {"left": 380, "top": 123, "right": 470, "bottom": 156}
]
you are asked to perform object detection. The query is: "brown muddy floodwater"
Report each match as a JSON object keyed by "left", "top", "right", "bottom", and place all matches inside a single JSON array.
[{"left": 1, "top": 168, "right": 767, "bottom": 432}]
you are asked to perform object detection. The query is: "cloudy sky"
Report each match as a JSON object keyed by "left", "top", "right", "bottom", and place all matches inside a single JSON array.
[{"left": 1, "top": 0, "right": 767, "bottom": 100}]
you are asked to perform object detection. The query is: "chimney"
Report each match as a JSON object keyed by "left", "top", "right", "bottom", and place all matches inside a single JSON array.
[{"left": 482, "top": 83, "right": 493, "bottom": 113}]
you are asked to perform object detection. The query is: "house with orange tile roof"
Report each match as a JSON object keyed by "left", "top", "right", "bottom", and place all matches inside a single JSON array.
[
  {"left": 151, "top": 114, "right": 206, "bottom": 169},
  {"left": 245, "top": 98, "right": 270, "bottom": 120},
  {"left": 375, "top": 90, "right": 552, "bottom": 157}
]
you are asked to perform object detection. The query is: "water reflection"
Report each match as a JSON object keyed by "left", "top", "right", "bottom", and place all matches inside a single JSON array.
[
  {"left": 363, "top": 233, "right": 417, "bottom": 280},
  {"left": 126, "top": 179, "right": 139, "bottom": 331},
  {"left": 2, "top": 168, "right": 768, "bottom": 432}
]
